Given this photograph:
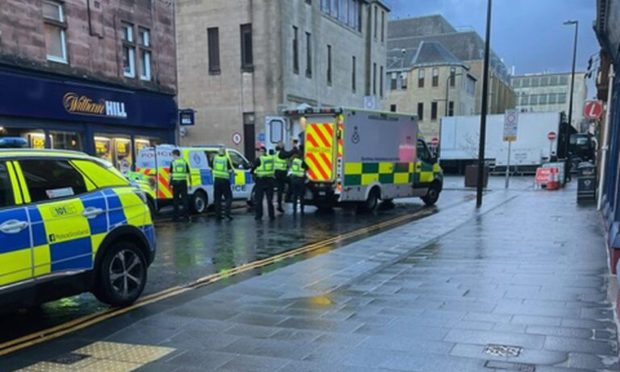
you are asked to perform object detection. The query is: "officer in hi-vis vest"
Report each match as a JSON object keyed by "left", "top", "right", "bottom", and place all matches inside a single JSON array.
[
  {"left": 169, "top": 149, "right": 190, "bottom": 222},
  {"left": 251, "top": 146, "right": 275, "bottom": 220},
  {"left": 213, "top": 147, "right": 234, "bottom": 221},
  {"left": 288, "top": 151, "right": 308, "bottom": 215}
]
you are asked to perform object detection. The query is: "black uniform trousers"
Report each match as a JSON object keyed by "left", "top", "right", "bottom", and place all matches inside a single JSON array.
[
  {"left": 274, "top": 170, "right": 288, "bottom": 208},
  {"left": 290, "top": 176, "right": 305, "bottom": 213},
  {"left": 254, "top": 177, "right": 275, "bottom": 220},
  {"left": 171, "top": 180, "right": 189, "bottom": 221},
  {"left": 214, "top": 178, "right": 232, "bottom": 218}
]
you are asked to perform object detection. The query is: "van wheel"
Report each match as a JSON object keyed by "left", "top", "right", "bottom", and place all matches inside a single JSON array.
[
  {"left": 358, "top": 187, "right": 380, "bottom": 213},
  {"left": 94, "top": 242, "right": 147, "bottom": 307},
  {"left": 421, "top": 184, "right": 441, "bottom": 206},
  {"left": 191, "top": 191, "right": 208, "bottom": 214}
]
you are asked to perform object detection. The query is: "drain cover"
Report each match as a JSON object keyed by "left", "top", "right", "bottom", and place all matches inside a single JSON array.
[
  {"left": 484, "top": 344, "right": 522, "bottom": 358},
  {"left": 49, "top": 352, "right": 91, "bottom": 365},
  {"left": 484, "top": 360, "right": 535, "bottom": 371}
]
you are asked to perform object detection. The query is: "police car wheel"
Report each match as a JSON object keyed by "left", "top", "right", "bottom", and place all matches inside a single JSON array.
[
  {"left": 95, "top": 242, "right": 147, "bottom": 306},
  {"left": 191, "top": 191, "right": 208, "bottom": 214}
]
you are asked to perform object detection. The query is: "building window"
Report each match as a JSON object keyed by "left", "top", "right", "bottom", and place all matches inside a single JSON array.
[
  {"left": 240, "top": 23, "right": 254, "bottom": 72},
  {"left": 390, "top": 104, "right": 397, "bottom": 112},
  {"left": 380, "top": 65, "right": 384, "bottom": 98},
  {"left": 327, "top": 44, "right": 332, "bottom": 86},
  {"left": 559, "top": 75, "right": 568, "bottom": 85},
  {"left": 548, "top": 93, "right": 557, "bottom": 104},
  {"left": 431, "top": 102, "right": 438, "bottom": 121},
  {"left": 390, "top": 73, "right": 397, "bottom": 90},
  {"left": 352, "top": 56, "right": 356, "bottom": 93},
  {"left": 330, "top": 0, "right": 338, "bottom": 17},
  {"left": 139, "top": 28, "right": 151, "bottom": 81},
  {"left": 43, "top": 1, "right": 68, "bottom": 63},
  {"left": 522, "top": 78, "right": 530, "bottom": 87},
  {"left": 449, "top": 67, "right": 456, "bottom": 87},
  {"left": 432, "top": 68, "right": 439, "bottom": 87},
  {"left": 417, "top": 103, "right": 424, "bottom": 121},
  {"left": 512, "top": 78, "right": 520, "bottom": 88},
  {"left": 306, "top": 32, "right": 312, "bottom": 78},
  {"left": 466, "top": 75, "right": 476, "bottom": 96},
  {"left": 373, "top": 6, "right": 378, "bottom": 40},
  {"left": 448, "top": 101, "right": 454, "bottom": 116},
  {"left": 207, "top": 27, "right": 220, "bottom": 74},
  {"left": 306, "top": 0, "right": 311, "bottom": 4},
  {"left": 531, "top": 77, "right": 540, "bottom": 87},
  {"left": 381, "top": 10, "right": 385, "bottom": 42},
  {"left": 339, "top": 0, "right": 348, "bottom": 23},
  {"left": 540, "top": 94, "right": 548, "bottom": 105},
  {"left": 550, "top": 76, "right": 558, "bottom": 85},
  {"left": 541, "top": 77, "right": 549, "bottom": 86},
  {"left": 373, "top": 63, "right": 377, "bottom": 95},
  {"left": 418, "top": 68, "right": 425, "bottom": 88},
  {"left": 558, "top": 93, "right": 567, "bottom": 104},
  {"left": 292, "top": 26, "right": 299, "bottom": 74},
  {"left": 401, "top": 73, "right": 408, "bottom": 89},
  {"left": 122, "top": 23, "right": 136, "bottom": 77}
]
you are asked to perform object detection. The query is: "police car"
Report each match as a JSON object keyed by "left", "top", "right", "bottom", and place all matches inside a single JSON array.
[{"left": 0, "top": 148, "right": 155, "bottom": 307}]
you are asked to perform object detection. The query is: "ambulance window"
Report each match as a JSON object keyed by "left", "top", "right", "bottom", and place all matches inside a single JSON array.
[
  {"left": 416, "top": 140, "right": 432, "bottom": 163},
  {"left": 19, "top": 159, "right": 87, "bottom": 203},
  {"left": 269, "top": 119, "right": 284, "bottom": 144},
  {"left": 228, "top": 150, "right": 251, "bottom": 170},
  {"left": 0, "top": 162, "right": 14, "bottom": 208}
]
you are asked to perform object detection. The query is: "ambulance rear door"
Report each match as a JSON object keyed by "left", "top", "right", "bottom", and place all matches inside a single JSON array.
[{"left": 304, "top": 118, "right": 337, "bottom": 184}]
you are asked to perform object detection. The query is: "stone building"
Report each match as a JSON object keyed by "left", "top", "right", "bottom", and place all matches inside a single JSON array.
[
  {"left": 176, "top": 0, "right": 389, "bottom": 159},
  {"left": 0, "top": 0, "right": 177, "bottom": 171},
  {"left": 387, "top": 15, "right": 516, "bottom": 140},
  {"left": 387, "top": 41, "right": 477, "bottom": 140},
  {"left": 512, "top": 72, "right": 587, "bottom": 130}
]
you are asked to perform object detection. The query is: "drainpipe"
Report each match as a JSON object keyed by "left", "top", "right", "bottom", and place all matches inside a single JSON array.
[{"left": 598, "top": 64, "right": 615, "bottom": 210}]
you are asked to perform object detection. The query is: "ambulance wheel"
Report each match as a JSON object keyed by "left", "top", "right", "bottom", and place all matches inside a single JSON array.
[
  {"left": 191, "top": 191, "right": 208, "bottom": 214},
  {"left": 359, "top": 187, "right": 380, "bottom": 213},
  {"left": 94, "top": 242, "right": 147, "bottom": 307},
  {"left": 422, "top": 183, "right": 441, "bottom": 206}
]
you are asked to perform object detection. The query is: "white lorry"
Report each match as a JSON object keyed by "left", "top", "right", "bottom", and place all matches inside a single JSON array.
[
  {"left": 265, "top": 107, "right": 444, "bottom": 210},
  {"left": 440, "top": 112, "right": 563, "bottom": 173}
]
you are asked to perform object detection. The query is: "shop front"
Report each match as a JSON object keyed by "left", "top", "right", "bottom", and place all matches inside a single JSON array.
[{"left": 0, "top": 66, "right": 177, "bottom": 172}]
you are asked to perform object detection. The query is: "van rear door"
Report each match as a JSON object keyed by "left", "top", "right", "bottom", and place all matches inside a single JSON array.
[{"left": 304, "top": 120, "right": 337, "bottom": 183}]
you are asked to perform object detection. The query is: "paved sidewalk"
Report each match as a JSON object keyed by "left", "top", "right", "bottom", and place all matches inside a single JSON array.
[{"left": 4, "top": 186, "right": 619, "bottom": 371}]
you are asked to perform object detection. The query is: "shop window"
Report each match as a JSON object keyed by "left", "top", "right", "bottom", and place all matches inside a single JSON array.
[
  {"left": 28, "top": 132, "right": 47, "bottom": 149},
  {"left": 122, "top": 22, "right": 136, "bottom": 78},
  {"left": 43, "top": 1, "right": 67, "bottom": 63},
  {"left": 19, "top": 159, "right": 87, "bottom": 202},
  {"left": 0, "top": 162, "right": 14, "bottom": 208},
  {"left": 115, "top": 138, "right": 132, "bottom": 174},
  {"left": 95, "top": 136, "right": 113, "bottom": 162},
  {"left": 49, "top": 131, "right": 82, "bottom": 151}
]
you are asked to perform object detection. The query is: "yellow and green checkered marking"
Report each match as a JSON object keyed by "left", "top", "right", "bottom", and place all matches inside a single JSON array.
[{"left": 344, "top": 162, "right": 414, "bottom": 186}]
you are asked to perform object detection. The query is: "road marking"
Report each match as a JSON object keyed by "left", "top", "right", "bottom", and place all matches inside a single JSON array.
[{"left": 0, "top": 208, "right": 435, "bottom": 357}]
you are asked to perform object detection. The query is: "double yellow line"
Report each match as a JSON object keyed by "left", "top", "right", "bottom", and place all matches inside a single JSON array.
[{"left": 0, "top": 208, "right": 433, "bottom": 357}]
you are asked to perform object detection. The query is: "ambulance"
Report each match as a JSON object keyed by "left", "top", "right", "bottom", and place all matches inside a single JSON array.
[
  {"left": 135, "top": 145, "right": 254, "bottom": 213},
  {"left": 265, "top": 107, "right": 443, "bottom": 210}
]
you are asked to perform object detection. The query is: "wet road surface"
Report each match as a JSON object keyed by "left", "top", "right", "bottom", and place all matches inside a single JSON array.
[{"left": 0, "top": 189, "right": 474, "bottom": 344}]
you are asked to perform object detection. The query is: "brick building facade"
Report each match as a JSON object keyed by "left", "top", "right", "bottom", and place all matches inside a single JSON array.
[{"left": 0, "top": 0, "right": 177, "bottom": 171}]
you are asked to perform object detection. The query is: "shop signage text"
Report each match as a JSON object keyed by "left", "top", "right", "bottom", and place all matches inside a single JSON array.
[{"left": 63, "top": 92, "right": 127, "bottom": 119}]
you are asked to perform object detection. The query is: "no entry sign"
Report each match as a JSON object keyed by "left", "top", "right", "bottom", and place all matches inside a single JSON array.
[
  {"left": 503, "top": 110, "right": 518, "bottom": 142},
  {"left": 547, "top": 131, "right": 557, "bottom": 141}
]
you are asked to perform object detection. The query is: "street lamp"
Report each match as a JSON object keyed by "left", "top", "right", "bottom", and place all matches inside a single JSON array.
[
  {"left": 563, "top": 20, "right": 578, "bottom": 183},
  {"left": 476, "top": 0, "right": 493, "bottom": 208}
]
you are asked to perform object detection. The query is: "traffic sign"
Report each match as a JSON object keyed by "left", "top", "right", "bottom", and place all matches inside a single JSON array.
[
  {"left": 232, "top": 132, "right": 242, "bottom": 145},
  {"left": 503, "top": 110, "right": 519, "bottom": 142},
  {"left": 547, "top": 131, "right": 557, "bottom": 141},
  {"left": 431, "top": 137, "right": 439, "bottom": 146},
  {"left": 584, "top": 101, "right": 603, "bottom": 120}
]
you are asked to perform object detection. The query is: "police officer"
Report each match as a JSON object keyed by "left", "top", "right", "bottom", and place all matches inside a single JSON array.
[
  {"left": 274, "top": 142, "right": 298, "bottom": 213},
  {"left": 169, "top": 149, "right": 190, "bottom": 222},
  {"left": 251, "top": 146, "right": 275, "bottom": 220},
  {"left": 289, "top": 151, "right": 308, "bottom": 215},
  {"left": 213, "top": 147, "right": 234, "bottom": 221}
]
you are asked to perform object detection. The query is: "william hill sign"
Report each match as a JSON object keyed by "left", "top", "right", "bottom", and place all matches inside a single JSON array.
[{"left": 63, "top": 92, "right": 127, "bottom": 119}]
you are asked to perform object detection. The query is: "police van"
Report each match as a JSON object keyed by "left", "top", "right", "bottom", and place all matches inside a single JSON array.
[
  {"left": 0, "top": 148, "right": 155, "bottom": 307},
  {"left": 135, "top": 145, "right": 254, "bottom": 214}
]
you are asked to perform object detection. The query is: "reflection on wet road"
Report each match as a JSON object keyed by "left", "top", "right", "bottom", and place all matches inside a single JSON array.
[{"left": 0, "top": 191, "right": 472, "bottom": 343}]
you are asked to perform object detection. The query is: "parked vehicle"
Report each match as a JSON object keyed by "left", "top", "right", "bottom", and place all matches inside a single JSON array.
[
  {"left": 0, "top": 149, "right": 155, "bottom": 307},
  {"left": 135, "top": 145, "right": 254, "bottom": 214},
  {"left": 265, "top": 107, "right": 443, "bottom": 210}
]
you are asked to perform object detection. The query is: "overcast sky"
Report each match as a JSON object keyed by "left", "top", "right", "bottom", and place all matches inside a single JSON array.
[{"left": 385, "top": 0, "right": 599, "bottom": 78}]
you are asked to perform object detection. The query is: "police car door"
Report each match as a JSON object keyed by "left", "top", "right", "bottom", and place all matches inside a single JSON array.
[
  {"left": 17, "top": 159, "right": 98, "bottom": 276},
  {"left": 0, "top": 161, "right": 33, "bottom": 287},
  {"left": 227, "top": 149, "right": 253, "bottom": 200}
]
